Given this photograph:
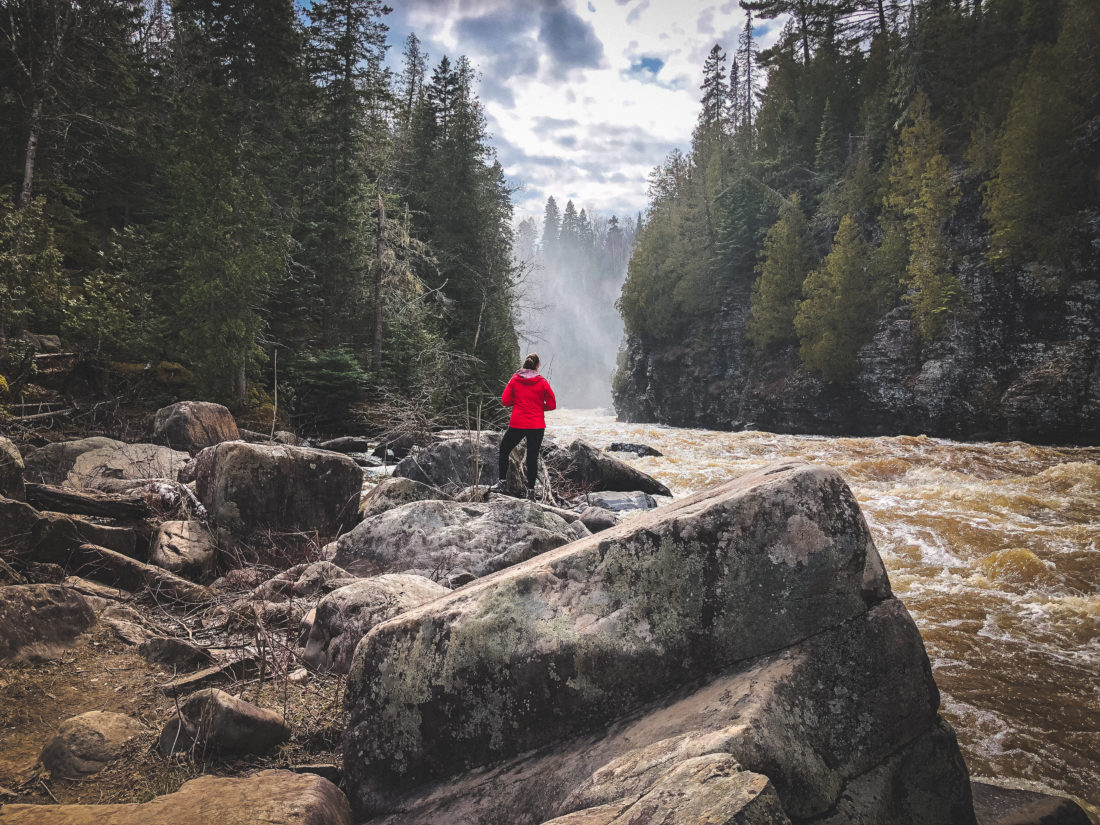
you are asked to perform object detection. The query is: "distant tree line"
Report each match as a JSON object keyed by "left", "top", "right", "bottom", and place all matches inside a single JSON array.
[
  {"left": 0, "top": 0, "right": 519, "bottom": 430},
  {"left": 618, "top": 0, "right": 1099, "bottom": 383}
]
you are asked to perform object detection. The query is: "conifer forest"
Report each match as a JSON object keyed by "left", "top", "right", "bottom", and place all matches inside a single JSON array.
[{"left": 1, "top": 0, "right": 1098, "bottom": 439}]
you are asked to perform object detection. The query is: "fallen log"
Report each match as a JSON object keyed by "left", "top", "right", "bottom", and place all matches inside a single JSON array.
[
  {"left": 71, "top": 543, "right": 211, "bottom": 604},
  {"left": 25, "top": 483, "right": 150, "bottom": 520}
]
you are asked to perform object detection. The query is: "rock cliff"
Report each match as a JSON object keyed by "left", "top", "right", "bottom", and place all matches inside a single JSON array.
[{"left": 614, "top": 193, "right": 1100, "bottom": 445}]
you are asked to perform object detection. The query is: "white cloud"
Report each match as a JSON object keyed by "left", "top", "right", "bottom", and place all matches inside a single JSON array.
[{"left": 387, "top": 0, "right": 782, "bottom": 224}]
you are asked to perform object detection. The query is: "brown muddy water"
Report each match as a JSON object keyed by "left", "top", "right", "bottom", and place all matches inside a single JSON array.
[{"left": 549, "top": 409, "right": 1100, "bottom": 811}]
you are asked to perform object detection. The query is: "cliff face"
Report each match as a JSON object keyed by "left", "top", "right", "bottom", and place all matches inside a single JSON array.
[{"left": 613, "top": 197, "right": 1100, "bottom": 445}]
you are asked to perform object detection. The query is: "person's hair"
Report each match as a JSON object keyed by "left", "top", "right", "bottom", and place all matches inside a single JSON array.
[{"left": 522, "top": 352, "right": 540, "bottom": 370}]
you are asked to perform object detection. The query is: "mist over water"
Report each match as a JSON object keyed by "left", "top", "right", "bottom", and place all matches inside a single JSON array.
[{"left": 513, "top": 201, "right": 636, "bottom": 408}]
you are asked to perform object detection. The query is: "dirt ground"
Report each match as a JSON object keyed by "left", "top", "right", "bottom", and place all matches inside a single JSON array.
[{"left": 0, "top": 609, "right": 345, "bottom": 807}]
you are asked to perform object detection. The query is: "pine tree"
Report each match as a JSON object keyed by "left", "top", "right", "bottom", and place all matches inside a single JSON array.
[
  {"left": 794, "top": 214, "right": 878, "bottom": 381},
  {"left": 905, "top": 152, "right": 963, "bottom": 338},
  {"left": 747, "top": 195, "right": 814, "bottom": 349}
]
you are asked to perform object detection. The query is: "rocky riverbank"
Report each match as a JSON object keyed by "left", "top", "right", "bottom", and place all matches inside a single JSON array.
[{"left": 0, "top": 401, "right": 1092, "bottom": 824}]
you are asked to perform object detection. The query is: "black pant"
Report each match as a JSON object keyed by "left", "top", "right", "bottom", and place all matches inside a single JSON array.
[{"left": 499, "top": 427, "right": 544, "bottom": 489}]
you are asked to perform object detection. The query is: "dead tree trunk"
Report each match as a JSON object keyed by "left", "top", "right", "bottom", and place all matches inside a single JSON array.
[{"left": 372, "top": 195, "right": 386, "bottom": 371}]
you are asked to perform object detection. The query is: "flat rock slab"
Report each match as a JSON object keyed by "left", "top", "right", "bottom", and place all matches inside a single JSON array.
[
  {"left": 153, "top": 401, "right": 239, "bottom": 455},
  {"left": 0, "top": 769, "right": 351, "bottom": 824},
  {"left": 577, "top": 491, "right": 656, "bottom": 512},
  {"left": 343, "top": 462, "right": 893, "bottom": 818},
  {"left": 539, "top": 755, "right": 789, "bottom": 825},
  {"left": 971, "top": 781, "right": 1092, "bottom": 825},
  {"left": 189, "top": 441, "right": 363, "bottom": 537},
  {"left": 40, "top": 711, "right": 147, "bottom": 779},
  {"left": 323, "top": 497, "right": 577, "bottom": 579},
  {"left": 0, "top": 584, "right": 96, "bottom": 662}
]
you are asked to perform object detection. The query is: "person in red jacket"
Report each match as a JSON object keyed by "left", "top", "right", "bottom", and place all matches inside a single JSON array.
[{"left": 496, "top": 352, "right": 556, "bottom": 498}]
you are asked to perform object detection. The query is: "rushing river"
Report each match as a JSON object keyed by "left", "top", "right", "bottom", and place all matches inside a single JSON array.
[{"left": 549, "top": 408, "right": 1100, "bottom": 811}]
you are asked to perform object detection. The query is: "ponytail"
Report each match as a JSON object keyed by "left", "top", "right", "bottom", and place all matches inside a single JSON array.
[{"left": 523, "top": 353, "right": 540, "bottom": 370}]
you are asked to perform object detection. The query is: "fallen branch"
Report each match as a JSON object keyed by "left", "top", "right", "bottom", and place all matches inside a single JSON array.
[
  {"left": 25, "top": 483, "right": 150, "bottom": 519},
  {"left": 11, "top": 408, "right": 73, "bottom": 422}
]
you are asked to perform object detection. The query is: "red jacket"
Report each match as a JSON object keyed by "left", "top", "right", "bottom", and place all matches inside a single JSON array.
[{"left": 502, "top": 369, "right": 556, "bottom": 429}]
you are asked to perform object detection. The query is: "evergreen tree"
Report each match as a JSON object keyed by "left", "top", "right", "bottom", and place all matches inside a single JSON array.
[
  {"left": 747, "top": 195, "right": 814, "bottom": 349},
  {"left": 905, "top": 153, "right": 963, "bottom": 338},
  {"left": 794, "top": 214, "right": 878, "bottom": 381}
]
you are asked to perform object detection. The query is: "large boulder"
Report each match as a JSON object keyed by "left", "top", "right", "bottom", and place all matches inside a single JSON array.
[
  {"left": 22, "top": 437, "right": 124, "bottom": 485},
  {"left": 0, "top": 584, "right": 97, "bottom": 662},
  {"left": 302, "top": 574, "right": 447, "bottom": 674},
  {"left": 157, "top": 688, "right": 289, "bottom": 756},
  {"left": 40, "top": 711, "right": 147, "bottom": 779},
  {"left": 189, "top": 441, "right": 363, "bottom": 537},
  {"left": 322, "top": 497, "right": 577, "bottom": 580},
  {"left": 0, "top": 437, "right": 25, "bottom": 500},
  {"left": 545, "top": 439, "right": 671, "bottom": 497},
  {"left": 65, "top": 442, "right": 190, "bottom": 493},
  {"left": 0, "top": 769, "right": 351, "bottom": 825},
  {"left": 340, "top": 463, "right": 974, "bottom": 825},
  {"left": 149, "top": 520, "right": 217, "bottom": 580},
  {"left": 152, "top": 401, "right": 240, "bottom": 455},
  {"left": 359, "top": 476, "right": 450, "bottom": 520},
  {"left": 392, "top": 436, "right": 501, "bottom": 492}
]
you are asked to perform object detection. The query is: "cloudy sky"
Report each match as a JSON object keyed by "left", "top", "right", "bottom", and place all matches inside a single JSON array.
[{"left": 384, "top": 0, "right": 782, "bottom": 226}]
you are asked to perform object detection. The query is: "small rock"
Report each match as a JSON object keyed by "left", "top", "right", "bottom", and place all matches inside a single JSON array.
[
  {"left": 253, "top": 561, "right": 358, "bottom": 603},
  {"left": 577, "top": 506, "right": 619, "bottom": 533},
  {"left": 319, "top": 437, "right": 373, "bottom": 453},
  {"left": 288, "top": 668, "right": 309, "bottom": 684},
  {"left": 348, "top": 452, "right": 384, "bottom": 468},
  {"left": 576, "top": 490, "right": 657, "bottom": 513},
  {"left": 211, "top": 567, "right": 267, "bottom": 594},
  {"left": 158, "top": 688, "right": 290, "bottom": 756},
  {"left": 139, "top": 636, "right": 216, "bottom": 670},
  {"left": 608, "top": 441, "right": 663, "bottom": 457},
  {"left": 0, "top": 437, "right": 26, "bottom": 501},
  {"left": 149, "top": 520, "right": 217, "bottom": 580},
  {"left": 40, "top": 711, "right": 147, "bottom": 779}
]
